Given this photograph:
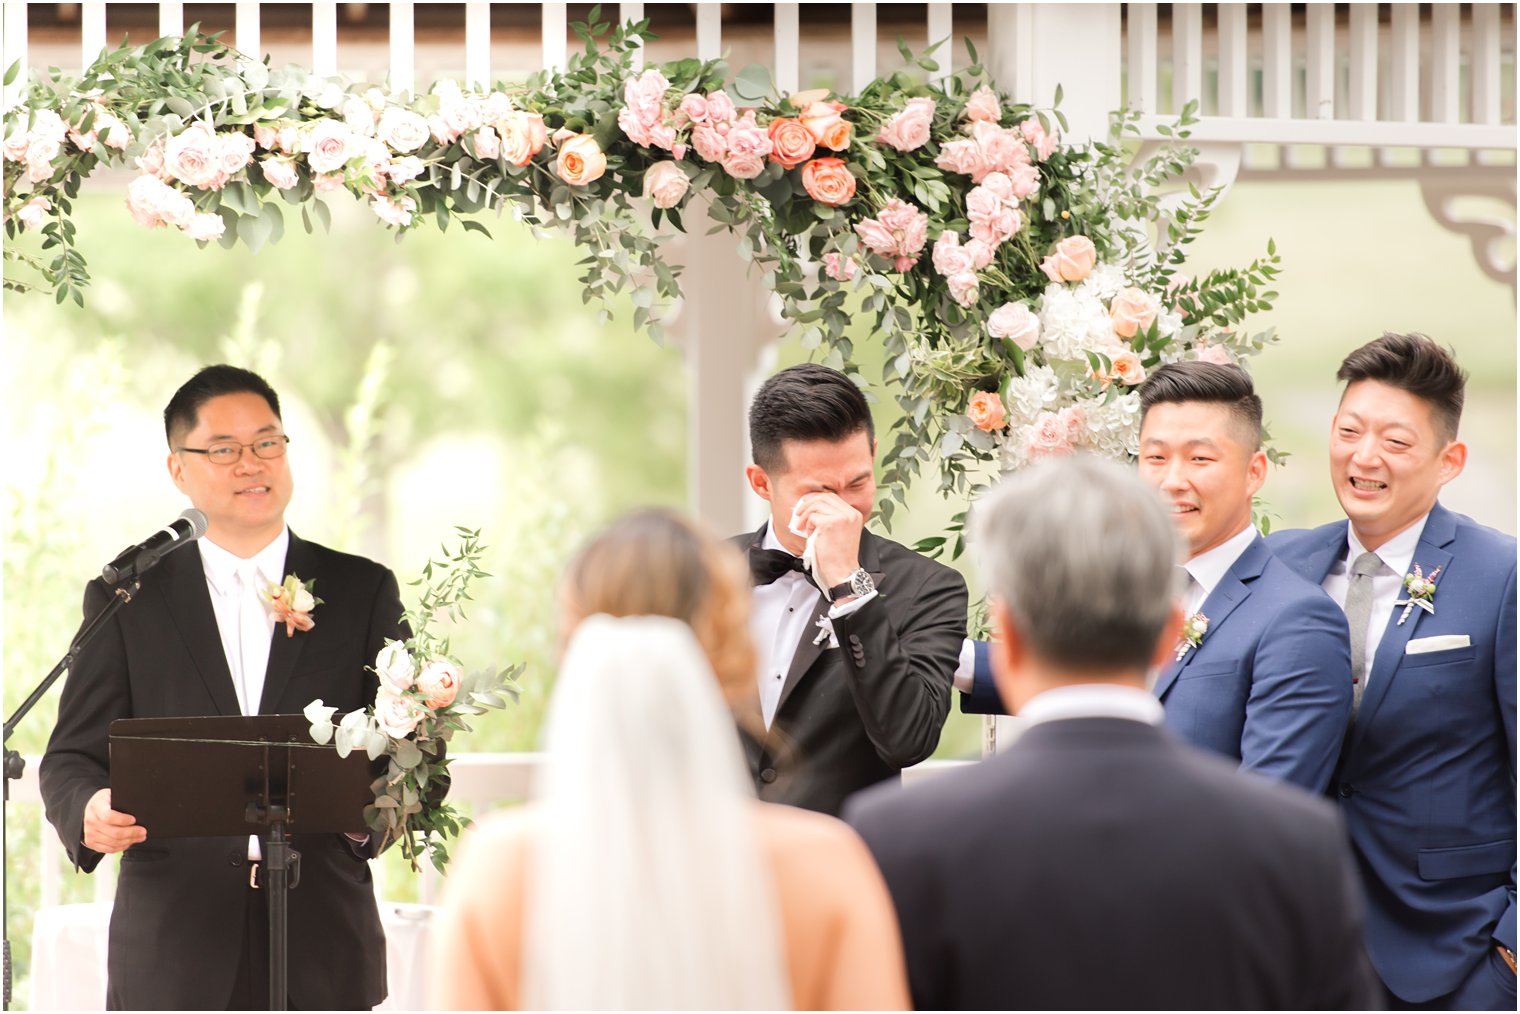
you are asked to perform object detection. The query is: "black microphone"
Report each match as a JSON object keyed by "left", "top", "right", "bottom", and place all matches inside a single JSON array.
[{"left": 101, "top": 509, "right": 209, "bottom": 585}]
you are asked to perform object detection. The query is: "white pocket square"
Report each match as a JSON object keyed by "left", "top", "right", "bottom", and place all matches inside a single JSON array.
[{"left": 1406, "top": 635, "right": 1471, "bottom": 655}]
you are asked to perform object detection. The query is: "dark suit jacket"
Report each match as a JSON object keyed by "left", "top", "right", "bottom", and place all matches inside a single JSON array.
[
  {"left": 736, "top": 525, "right": 966, "bottom": 817},
  {"left": 961, "top": 537, "right": 1353, "bottom": 792},
  {"left": 846, "top": 715, "right": 1383, "bottom": 1011},
  {"left": 40, "top": 531, "right": 407, "bottom": 1010},
  {"left": 1270, "top": 502, "right": 1517, "bottom": 1003}
]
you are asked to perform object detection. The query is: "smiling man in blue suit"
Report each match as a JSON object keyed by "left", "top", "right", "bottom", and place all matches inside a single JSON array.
[
  {"left": 1269, "top": 333, "right": 1516, "bottom": 1010},
  {"left": 964, "top": 361, "right": 1353, "bottom": 791}
]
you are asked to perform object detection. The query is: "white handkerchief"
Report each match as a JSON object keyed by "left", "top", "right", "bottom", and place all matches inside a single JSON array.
[
  {"left": 788, "top": 497, "right": 824, "bottom": 598},
  {"left": 1405, "top": 634, "right": 1471, "bottom": 655}
]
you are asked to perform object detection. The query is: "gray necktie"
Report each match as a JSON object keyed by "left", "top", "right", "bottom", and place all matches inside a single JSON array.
[{"left": 1345, "top": 551, "right": 1384, "bottom": 716}]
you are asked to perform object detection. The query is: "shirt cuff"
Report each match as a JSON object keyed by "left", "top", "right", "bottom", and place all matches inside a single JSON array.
[
  {"left": 953, "top": 638, "right": 976, "bottom": 694},
  {"left": 827, "top": 588, "right": 878, "bottom": 618}
]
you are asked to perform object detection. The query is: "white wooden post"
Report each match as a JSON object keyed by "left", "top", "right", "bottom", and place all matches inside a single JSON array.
[
  {"left": 1216, "top": 4, "right": 1248, "bottom": 118},
  {"left": 772, "top": 4, "right": 799, "bottom": 95},
  {"left": 235, "top": 2, "right": 261, "bottom": 58},
  {"left": 81, "top": 3, "right": 106, "bottom": 68},
  {"left": 1390, "top": 5, "right": 1420, "bottom": 122},
  {"left": 158, "top": 3, "right": 184, "bottom": 39},
  {"left": 1127, "top": 3, "right": 1158, "bottom": 114},
  {"left": 621, "top": 3, "right": 644, "bottom": 71},
  {"left": 1305, "top": 4, "right": 1335, "bottom": 119},
  {"left": 1172, "top": 3, "right": 1202, "bottom": 114},
  {"left": 389, "top": 2, "right": 415, "bottom": 97},
  {"left": 311, "top": 3, "right": 338, "bottom": 77},
  {"left": 465, "top": 3, "right": 490, "bottom": 89},
  {"left": 2, "top": 2, "right": 27, "bottom": 111},
  {"left": 1348, "top": 4, "right": 1378, "bottom": 122},
  {"left": 1262, "top": 4, "right": 1293, "bottom": 119},
  {"left": 927, "top": 3, "right": 952, "bottom": 83},
  {"left": 851, "top": 3, "right": 877, "bottom": 95},
  {"left": 542, "top": 3, "right": 567, "bottom": 74}
]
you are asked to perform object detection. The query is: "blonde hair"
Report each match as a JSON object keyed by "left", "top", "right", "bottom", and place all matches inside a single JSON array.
[{"left": 561, "top": 509, "right": 756, "bottom": 707}]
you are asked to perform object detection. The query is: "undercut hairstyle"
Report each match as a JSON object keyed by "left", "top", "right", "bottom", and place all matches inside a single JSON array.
[
  {"left": 973, "top": 455, "right": 1182, "bottom": 674},
  {"left": 1336, "top": 332, "right": 1467, "bottom": 441},
  {"left": 748, "top": 364, "right": 875, "bottom": 474},
  {"left": 163, "top": 365, "right": 282, "bottom": 448},
  {"left": 1139, "top": 361, "right": 1263, "bottom": 452}
]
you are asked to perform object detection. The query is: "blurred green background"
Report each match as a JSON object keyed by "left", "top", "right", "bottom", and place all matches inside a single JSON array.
[{"left": 3, "top": 171, "right": 1514, "bottom": 1006}]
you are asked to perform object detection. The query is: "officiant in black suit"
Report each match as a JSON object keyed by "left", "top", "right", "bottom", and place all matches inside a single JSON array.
[
  {"left": 40, "top": 365, "right": 406, "bottom": 1010},
  {"left": 737, "top": 364, "right": 967, "bottom": 817},
  {"left": 845, "top": 455, "right": 1381, "bottom": 1010}
]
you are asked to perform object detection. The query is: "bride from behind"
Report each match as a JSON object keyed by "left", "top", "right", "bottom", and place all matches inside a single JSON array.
[{"left": 432, "top": 509, "right": 909, "bottom": 1010}]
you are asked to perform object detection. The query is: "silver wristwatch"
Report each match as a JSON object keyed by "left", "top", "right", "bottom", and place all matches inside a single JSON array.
[{"left": 828, "top": 568, "right": 875, "bottom": 600}]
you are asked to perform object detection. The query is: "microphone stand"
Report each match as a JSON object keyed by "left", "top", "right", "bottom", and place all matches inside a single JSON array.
[{"left": 2, "top": 577, "right": 140, "bottom": 1010}]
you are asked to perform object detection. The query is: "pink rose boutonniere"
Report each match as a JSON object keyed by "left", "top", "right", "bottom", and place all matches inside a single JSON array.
[
  {"left": 264, "top": 574, "right": 322, "bottom": 637},
  {"left": 1394, "top": 564, "right": 1441, "bottom": 626},
  {"left": 1175, "top": 612, "right": 1209, "bottom": 662}
]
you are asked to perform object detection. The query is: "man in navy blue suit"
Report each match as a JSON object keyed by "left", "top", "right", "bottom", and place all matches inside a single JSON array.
[
  {"left": 1269, "top": 333, "right": 1516, "bottom": 1009},
  {"left": 963, "top": 362, "right": 1352, "bottom": 791}
]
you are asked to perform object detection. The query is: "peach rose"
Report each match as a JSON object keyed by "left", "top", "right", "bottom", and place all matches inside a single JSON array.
[
  {"left": 801, "top": 157, "right": 856, "bottom": 206},
  {"left": 965, "top": 86, "right": 1001, "bottom": 123},
  {"left": 1110, "top": 286, "right": 1161, "bottom": 339},
  {"left": 164, "top": 125, "right": 224, "bottom": 189},
  {"left": 555, "top": 133, "right": 607, "bottom": 185},
  {"left": 375, "top": 689, "right": 423, "bottom": 738},
  {"left": 967, "top": 391, "right": 1008, "bottom": 432},
  {"left": 644, "top": 160, "right": 690, "bottom": 208},
  {"left": 799, "top": 100, "right": 850, "bottom": 150},
  {"left": 1108, "top": 350, "right": 1147, "bottom": 386},
  {"left": 767, "top": 117, "right": 816, "bottom": 170},
  {"left": 416, "top": 659, "right": 462, "bottom": 709},
  {"left": 1039, "top": 235, "right": 1097, "bottom": 283},
  {"left": 876, "top": 97, "right": 936, "bottom": 152},
  {"left": 473, "top": 126, "right": 501, "bottom": 161},
  {"left": 987, "top": 302, "right": 1040, "bottom": 351},
  {"left": 499, "top": 112, "right": 545, "bottom": 167}
]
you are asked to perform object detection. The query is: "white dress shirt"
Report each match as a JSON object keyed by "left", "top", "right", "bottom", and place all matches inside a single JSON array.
[
  {"left": 1180, "top": 523, "right": 1258, "bottom": 617},
  {"left": 198, "top": 528, "right": 288, "bottom": 861},
  {"left": 1019, "top": 683, "right": 1166, "bottom": 728},
  {"left": 749, "top": 522, "right": 875, "bottom": 729},
  {"left": 1322, "top": 514, "right": 1429, "bottom": 690}
]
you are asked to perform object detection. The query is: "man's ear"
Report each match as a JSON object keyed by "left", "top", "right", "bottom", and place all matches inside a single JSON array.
[
  {"left": 1438, "top": 439, "right": 1467, "bottom": 486},
  {"left": 744, "top": 464, "right": 773, "bottom": 502},
  {"left": 167, "top": 451, "right": 189, "bottom": 495},
  {"left": 1149, "top": 603, "right": 1186, "bottom": 670},
  {"left": 989, "top": 599, "right": 1029, "bottom": 713}
]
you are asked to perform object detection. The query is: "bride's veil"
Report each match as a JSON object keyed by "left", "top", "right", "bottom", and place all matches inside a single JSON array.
[{"left": 521, "top": 613, "right": 791, "bottom": 1010}]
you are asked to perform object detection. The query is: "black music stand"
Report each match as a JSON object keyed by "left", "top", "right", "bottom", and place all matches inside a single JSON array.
[{"left": 110, "top": 714, "right": 373, "bottom": 1011}]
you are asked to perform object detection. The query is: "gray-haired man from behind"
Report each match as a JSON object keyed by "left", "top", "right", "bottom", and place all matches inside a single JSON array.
[{"left": 844, "top": 455, "right": 1381, "bottom": 1011}]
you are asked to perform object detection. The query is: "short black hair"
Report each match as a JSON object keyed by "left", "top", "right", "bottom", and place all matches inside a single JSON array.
[
  {"left": 1139, "top": 361, "right": 1263, "bottom": 452},
  {"left": 748, "top": 364, "right": 875, "bottom": 473},
  {"left": 1336, "top": 332, "right": 1466, "bottom": 441},
  {"left": 164, "top": 365, "right": 282, "bottom": 447}
]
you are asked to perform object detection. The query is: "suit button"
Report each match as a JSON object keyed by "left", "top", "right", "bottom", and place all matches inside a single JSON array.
[
  {"left": 1337, "top": 784, "right": 1355, "bottom": 798},
  {"left": 849, "top": 634, "right": 863, "bottom": 648},
  {"left": 760, "top": 768, "right": 777, "bottom": 784},
  {"left": 227, "top": 852, "right": 244, "bottom": 867}
]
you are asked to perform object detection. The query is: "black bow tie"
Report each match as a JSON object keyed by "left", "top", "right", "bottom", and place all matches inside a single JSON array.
[{"left": 749, "top": 546, "right": 808, "bottom": 586}]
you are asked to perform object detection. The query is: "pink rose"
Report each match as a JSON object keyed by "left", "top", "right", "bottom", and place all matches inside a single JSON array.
[
  {"left": 481, "top": 91, "right": 515, "bottom": 123},
  {"left": 378, "top": 108, "right": 429, "bottom": 153},
  {"left": 219, "top": 132, "right": 256, "bottom": 175},
  {"left": 440, "top": 94, "right": 482, "bottom": 138},
  {"left": 15, "top": 196, "right": 51, "bottom": 231},
  {"left": 135, "top": 142, "right": 166, "bottom": 178},
  {"left": 854, "top": 198, "right": 929, "bottom": 271},
  {"left": 965, "top": 86, "right": 1001, "bottom": 123},
  {"left": 965, "top": 238, "right": 995, "bottom": 270},
  {"left": 704, "top": 91, "right": 737, "bottom": 124},
  {"left": 932, "top": 232, "right": 975, "bottom": 278},
  {"left": 969, "top": 211, "right": 1020, "bottom": 246},
  {"left": 799, "top": 100, "right": 850, "bottom": 150},
  {"left": 977, "top": 172, "right": 1015, "bottom": 203},
  {"left": 260, "top": 157, "right": 299, "bottom": 189},
  {"left": 676, "top": 93, "right": 709, "bottom": 126},
  {"left": 823, "top": 252, "right": 858, "bottom": 282},
  {"left": 1110, "top": 286, "right": 1161, "bottom": 339},
  {"left": 185, "top": 212, "right": 226, "bottom": 242},
  {"left": 312, "top": 171, "right": 346, "bottom": 193},
  {"left": 691, "top": 124, "right": 727, "bottom": 163},
  {"left": 4, "top": 127, "right": 30, "bottom": 162},
  {"left": 304, "top": 119, "right": 352, "bottom": 174},
  {"left": 376, "top": 642, "right": 417, "bottom": 693},
  {"left": 623, "top": 69, "right": 671, "bottom": 130},
  {"left": 767, "top": 117, "right": 817, "bottom": 170},
  {"left": 387, "top": 155, "right": 425, "bottom": 183},
  {"left": 375, "top": 690, "right": 423, "bottom": 738},
  {"left": 68, "top": 125, "right": 98, "bottom": 152},
  {"left": 25, "top": 144, "right": 56, "bottom": 183},
  {"left": 947, "top": 271, "right": 980, "bottom": 307},
  {"left": 148, "top": 178, "right": 195, "bottom": 228},
  {"left": 644, "top": 160, "right": 690, "bottom": 209},
  {"left": 164, "top": 125, "right": 224, "bottom": 188},
  {"left": 1008, "top": 163, "right": 1041, "bottom": 200},
  {"left": 275, "top": 126, "right": 299, "bottom": 155},
  {"left": 342, "top": 95, "right": 375, "bottom": 136},
  {"left": 1040, "top": 235, "right": 1097, "bottom": 283},
  {"left": 473, "top": 126, "right": 501, "bottom": 160},
  {"left": 987, "top": 302, "right": 1040, "bottom": 350},
  {"left": 499, "top": 112, "right": 542, "bottom": 167},
  {"left": 524, "top": 113, "right": 548, "bottom": 153},
  {"left": 1025, "top": 408, "right": 1084, "bottom": 460},
  {"left": 125, "top": 175, "right": 167, "bottom": 228},
  {"left": 555, "top": 133, "right": 607, "bottom": 185},
  {"left": 415, "top": 659, "right": 462, "bottom": 709},
  {"left": 371, "top": 194, "right": 417, "bottom": 227},
  {"left": 876, "top": 97, "right": 936, "bottom": 152},
  {"left": 647, "top": 122, "right": 677, "bottom": 152},
  {"left": 721, "top": 150, "right": 766, "bottom": 179},
  {"left": 935, "top": 137, "right": 987, "bottom": 178},
  {"left": 1194, "top": 344, "right": 1233, "bottom": 366},
  {"left": 1020, "top": 117, "right": 1057, "bottom": 160},
  {"left": 967, "top": 391, "right": 1008, "bottom": 432},
  {"left": 94, "top": 111, "right": 130, "bottom": 151},
  {"left": 253, "top": 124, "right": 278, "bottom": 150},
  {"left": 800, "top": 157, "right": 856, "bottom": 206}
]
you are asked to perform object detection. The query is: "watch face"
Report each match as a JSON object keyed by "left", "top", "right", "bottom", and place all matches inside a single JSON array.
[{"left": 851, "top": 570, "right": 874, "bottom": 596}]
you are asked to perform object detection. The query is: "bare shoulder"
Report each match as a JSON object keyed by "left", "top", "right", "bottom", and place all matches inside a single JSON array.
[
  {"left": 754, "top": 803, "right": 878, "bottom": 888},
  {"left": 450, "top": 805, "right": 539, "bottom": 874}
]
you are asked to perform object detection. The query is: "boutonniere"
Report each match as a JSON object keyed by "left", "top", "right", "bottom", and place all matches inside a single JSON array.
[
  {"left": 1175, "top": 612, "right": 1209, "bottom": 662},
  {"left": 262, "top": 573, "right": 322, "bottom": 637},
  {"left": 1394, "top": 564, "right": 1441, "bottom": 626},
  {"left": 812, "top": 615, "right": 838, "bottom": 648}
]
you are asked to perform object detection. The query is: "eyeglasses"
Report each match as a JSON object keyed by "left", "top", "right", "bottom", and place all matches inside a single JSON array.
[{"left": 176, "top": 435, "right": 290, "bottom": 465}]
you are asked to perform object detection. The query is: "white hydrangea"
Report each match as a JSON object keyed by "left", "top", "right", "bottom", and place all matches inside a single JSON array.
[
  {"left": 1079, "top": 392, "right": 1142, "bottom": 460},
  {"left": 1079, "top": 262, "right": 1127, "bottom": 303},
  {"left": 1038, "top": 284, "right": 1114, "bottom": 362},
  {"left": 1004, "top": 364, "right": 1060, "bottom": 425}
]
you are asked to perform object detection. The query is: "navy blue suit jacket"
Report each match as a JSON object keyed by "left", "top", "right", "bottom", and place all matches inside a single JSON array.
[
  {"left": 963, "top": 536, "right": 1354, "bottom": 791},
  {"left": 1269, "top": 502, "right": 1517, "bottom": 1003}
]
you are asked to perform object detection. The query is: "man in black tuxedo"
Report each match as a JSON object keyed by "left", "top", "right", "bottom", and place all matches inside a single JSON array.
[
  {"left": 738, "top": 364, "right": 966, "bottom": 817},
  {"left": 40, "top": 365, "right": 404, "bottom": 1010},
  {"left": 845, "top": 454, "right": 1381, "bottom": 1011}
]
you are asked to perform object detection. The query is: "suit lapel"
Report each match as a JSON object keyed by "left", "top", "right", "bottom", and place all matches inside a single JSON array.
[
  {"left": 1350, "top": 506, "right": 1457, "bottom": 743},
  {"left": 1153, "top": 536, "right": 1268, "bottom": 701},
  {"left": 258, "top": 530, "right": 313, "bottom": 714},
  {"left": 772, "top": 531, "right": 884, "bottom": 720},
  {"left": 1299, "top": 522, "right": 1353, "bottom": 585},
  {"left": 156, "top": 544, "right": 241, "bottom": 716}
]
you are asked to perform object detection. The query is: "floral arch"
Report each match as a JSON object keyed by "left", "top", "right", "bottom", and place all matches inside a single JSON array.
[{"left": 3, "top": 11, "right": 1281, "bottom": 549}]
